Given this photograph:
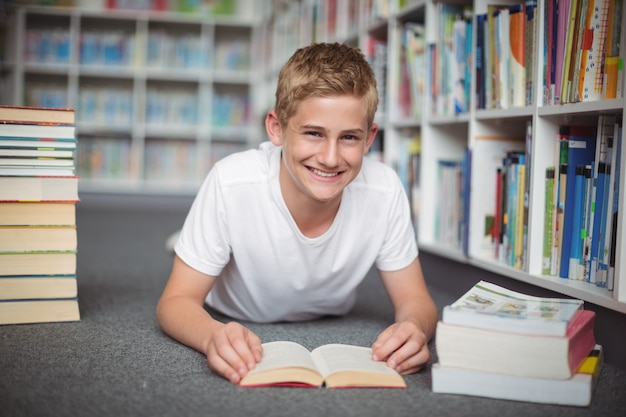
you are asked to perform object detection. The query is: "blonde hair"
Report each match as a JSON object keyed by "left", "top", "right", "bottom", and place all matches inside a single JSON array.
[{"left": 274, "top": 43, "right": 379, "bottom": 129}]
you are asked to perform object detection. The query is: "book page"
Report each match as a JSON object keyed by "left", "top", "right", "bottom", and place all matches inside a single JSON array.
[
  {"left": 247, "top": 341, "right": 318, "bottom": 374},
  {"left": 310, "top": 344, "right": 397, "bottom": 378}
]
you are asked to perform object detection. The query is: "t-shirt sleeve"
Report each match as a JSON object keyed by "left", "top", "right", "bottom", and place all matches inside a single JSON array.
[
  {"left": 375, "top": 173, "right": 418, "bottom": 272},
  {"left": 174, "top": 166, "right": 232, "bottom": 277}
]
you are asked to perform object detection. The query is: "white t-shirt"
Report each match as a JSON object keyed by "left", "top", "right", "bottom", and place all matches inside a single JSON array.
[{"left": 175, "top": 142, "right": 417, "bottom": 323}]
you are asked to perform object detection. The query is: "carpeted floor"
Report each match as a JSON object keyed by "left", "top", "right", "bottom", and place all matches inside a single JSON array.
[{"left": 1, "top": 204, "right": 625, "bottom": 417}]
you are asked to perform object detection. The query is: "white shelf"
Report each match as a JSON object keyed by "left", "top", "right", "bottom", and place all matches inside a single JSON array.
[
  {"left": 256, "top": 0, "right": 626, "bottom": 314},
  {"left": 3, "top": 3, "right": 263, "bottom": 191}
]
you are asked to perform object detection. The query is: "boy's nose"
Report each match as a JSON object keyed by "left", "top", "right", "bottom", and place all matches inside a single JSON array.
[{"left": 318, "top": 139, "right": 340, "bottom": 167}]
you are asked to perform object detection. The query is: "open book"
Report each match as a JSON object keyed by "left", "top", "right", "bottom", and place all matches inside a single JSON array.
[{"left": 239, "top": 341, "right": 406, "bottom": 388}]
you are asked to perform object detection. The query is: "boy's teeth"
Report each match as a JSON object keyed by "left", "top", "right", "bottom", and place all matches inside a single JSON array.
[{"left": 312, "top": 168, "right": 338, "bottom": 177}]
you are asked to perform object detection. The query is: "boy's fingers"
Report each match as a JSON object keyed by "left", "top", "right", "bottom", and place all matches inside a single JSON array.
[
  {"left": 207, "top": 351, "right": 241, "bottom": 384},
  {"left": 229, "top": 330, "right": 261, "bottom": 370}
]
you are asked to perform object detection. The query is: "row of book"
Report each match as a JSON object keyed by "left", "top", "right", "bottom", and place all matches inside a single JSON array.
[
  {"left": 398, "top": 21, "right": 426, "bottom": 120},
  {"left": 432, "top": 3, "right": 473, "bottom": 116},
  {"left": 435, "top": 159, "right": 466, "bottom": 250},
  {"left": 146, "top": 30, "right": 210, "bottom": 70},
  {"left": 24, "top": 27, "right": 249, "bottom": 71},
  {"left": 432, "top": 281, "right": 601, "bottom": 406},
  {"left": 0, "top": 105, "right": 80, "bottom": 325},
  {"left": 76, "top": 135, "right": 248, "bottom": 184},
  {"left": 476, "top": 1, "right": 538, "bottom": 110},
  {"left": 78, "top": 86, "right": 249, "bottom": 128},
  {"left": 542, "top": 115, "right": 623, "bottom": 289},
  {"left": 105, "top": 0, "right": 237, "bottom": 15},
  {"left": 366, "top": 37, "right": 388, "bottom": 120},
  {"left": 76, "top": 136, "right": 132, "bottom": 181},
  {"left": 78, "top": 86, "right": 134, "bottom": 126},
  {"left": 25, "top": 83, "right": 69, "bottom": 110},
  {"left": 544, "top": 0, "right": 624, "bottom": 105}
]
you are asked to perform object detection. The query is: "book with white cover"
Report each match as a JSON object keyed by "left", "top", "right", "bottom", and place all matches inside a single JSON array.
[{"left": 442, "top": 280, "right": 583, "bottom": 336}]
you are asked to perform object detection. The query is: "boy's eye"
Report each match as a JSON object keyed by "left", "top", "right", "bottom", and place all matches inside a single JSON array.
[
  {"left": 305, "top": 131, "right": 322, "bottom": 137},
  {"left": 343, "top": 135, "right": 358, "bottom": 141}
]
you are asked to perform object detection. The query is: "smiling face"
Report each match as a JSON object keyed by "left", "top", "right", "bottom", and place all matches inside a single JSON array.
[{"left": 266, "top": 95, "right": 378, "bottom": 208}]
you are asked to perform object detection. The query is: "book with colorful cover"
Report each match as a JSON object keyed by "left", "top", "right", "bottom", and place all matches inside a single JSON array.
[
  {"left": 559, "top": 125, "right": 596, "bottom": 279},
  {"left": 441, "top": 280, "right": 584, "bottom": 336},
  {"left": 603, "top": 0, "right": 623, "bottom": 99},
  {"left": 581, "top": 0, "right": 610, "bottom": 101},
  {"left": 542, "top": 167, "right": 555, "bottom": 275},
  {"left": 597, "top": 119, "right": 621, "bottom": 287},
  {"left": 509, "top": 4, "right": 526, "bottom": 107},
  {"left": 607, "top": 122, "right": 622, "bottom": 290}
]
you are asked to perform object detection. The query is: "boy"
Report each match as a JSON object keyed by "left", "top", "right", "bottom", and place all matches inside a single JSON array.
[{"left": 157, "top": 43, "right": 437, "bottom": 384}]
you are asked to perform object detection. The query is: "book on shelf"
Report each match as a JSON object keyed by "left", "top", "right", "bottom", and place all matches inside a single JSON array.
[
  {"left": 470, "top": 136, "right": 525, "bottom": 260},
  {"left": 580, "top": 0, "right": 610, "bottom": 102},
  {"left": 239, "top": 342, "right": 406, "bottom": 389},
  {"left": 509, "top": 3, "right": 526, "bottom": 108},
  {"left": 436, "top": 308, "right": 596, "bottom": 379},
  {"left": 525, "top": 1, "right": 538, "bottom": 106},
  {"left": 432, "top": 344, "right": 603, "bottom": 407},
  {"left": 475, "top": 13, "right": 486, "bottom": 109},
  {"left": 597, "top": 118, "right": 622, "bottom": 288},
  {"left": 542, "top": 167, "right": 556, "bottom": 275},
  {"left": 402, "top": 21, "right": 426, "bottom": 120},
  {"left": 607, "top": 122, "right": 622, "bottom": 290},
  {"left": 559, "top": 125, "right": 596, "bottom": 279},
  {"left": 441, "top": 280, "right": 584, "bottom": 336},
  {"left": 603, "top": 0, "right": 624, "bottom": 99},
  {"left": 544, "top": 0, "right": 557, "bottom": 105},
  {"left": 567, "top": 164, "right": 591, "bottom": 280},
  {"left": 585, "top": 115, "right": 615, "bottom": 283},
  {"left": 452, "top": 10, "right": 471, "bottom": 114},
  {"left": 434, "top": 2, "right": 472, "bottom": 116},
  {"left": 560, "top": 0, "right": 579, "bottom": 103},
  {"left": 436, "top": 160, "right": 464, "bottom": 249}
]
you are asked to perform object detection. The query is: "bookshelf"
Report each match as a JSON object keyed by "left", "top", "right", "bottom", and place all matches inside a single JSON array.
[
  {"left": 1, "top": 2, "right": 266, "bottom": 194},
  {"left": 258, "top": 0, "right": 626, "bottom": 315}
]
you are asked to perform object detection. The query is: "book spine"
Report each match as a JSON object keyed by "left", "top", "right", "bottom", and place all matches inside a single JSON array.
[
  {"left": 509, "top": 4, "right": 526, "bottom": 108},
  {"left": 543, "top": 167, "right": 556, "bottom": 274}
]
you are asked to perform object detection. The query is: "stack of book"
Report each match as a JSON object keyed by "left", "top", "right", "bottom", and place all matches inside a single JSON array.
[
  {"left": 0, "top": 105, "right": 80, "bottom": 325},
  {"left": 432, "top": 281, "right": 601, "bottom": 407}
]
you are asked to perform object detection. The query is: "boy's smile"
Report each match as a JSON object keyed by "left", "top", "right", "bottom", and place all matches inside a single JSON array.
[{"left": 267, "top": 95, "right": 378, "bottom": 212}]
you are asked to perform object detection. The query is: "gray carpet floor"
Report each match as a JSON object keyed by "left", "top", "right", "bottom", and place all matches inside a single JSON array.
[{"left": 1, "top": 204, "right": 625, "bottom": 417}]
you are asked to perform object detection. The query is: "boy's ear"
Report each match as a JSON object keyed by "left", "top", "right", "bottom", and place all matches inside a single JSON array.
[
  {"left": 265, "top": 110, "right": 283, "bottom": 146},
  {"left": 365, "top": 123, "right": 379, "bottom": 152}
]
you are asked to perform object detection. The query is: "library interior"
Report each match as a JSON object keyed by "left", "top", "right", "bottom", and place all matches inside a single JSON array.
[{"left": 1, "top": 1, "right": 626, "bottom": 416}]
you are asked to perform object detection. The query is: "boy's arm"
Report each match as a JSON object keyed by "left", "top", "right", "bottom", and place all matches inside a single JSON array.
[
  {"left": 156, "top": 255, "right": 262, "bottom": 383},
  {"left": 372, "top": 257, "right": 438, "bottom": 374}
]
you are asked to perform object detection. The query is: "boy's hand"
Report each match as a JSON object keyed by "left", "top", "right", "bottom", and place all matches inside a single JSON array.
[
  {"left": 205, "top": 321, "right": 263, "bottom": 384},
  {"left": 371, "top": 320, "right": 430, "bottom": 374}
]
